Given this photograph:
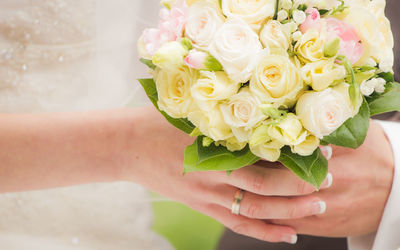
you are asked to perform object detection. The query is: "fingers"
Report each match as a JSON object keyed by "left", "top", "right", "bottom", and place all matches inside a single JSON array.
[
  {"left": 213, "top": 185, "right": 327, "bottom": 220},
  {"left": 202, "top": 203, "right": 298, "bottom": 244},
  {"left": 218, "top": 165, "right": 333, "bottom": 196}
]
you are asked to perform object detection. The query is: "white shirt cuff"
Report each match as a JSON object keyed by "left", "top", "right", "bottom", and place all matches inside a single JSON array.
[{"left": 349, "top": 120, "right": 400, "bottom": 250}]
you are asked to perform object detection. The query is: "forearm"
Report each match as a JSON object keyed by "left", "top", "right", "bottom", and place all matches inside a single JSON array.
[{"left": 0, "top": 108, "right": 140, "bottom": 193}]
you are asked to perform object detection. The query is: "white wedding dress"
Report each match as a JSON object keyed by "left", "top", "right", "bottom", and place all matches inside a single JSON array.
[{"left": 0, "top": 0, "right": 173, "bottom": 249}]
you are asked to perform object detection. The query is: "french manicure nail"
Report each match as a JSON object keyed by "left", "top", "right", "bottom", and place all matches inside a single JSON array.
[
  {"left": 281, "top": 234, "right": 298, "bottom": 244},
  {"left": 320, "top": 146, "right": 333, "bottom": 160},
  {"left": 321, "top": 173, "right": 333, "bottom": 189},
  {"left": 311, "top": 201, "right": 326, "bottom": 215}
]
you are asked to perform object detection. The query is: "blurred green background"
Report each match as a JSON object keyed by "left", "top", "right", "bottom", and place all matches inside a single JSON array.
[{"left": 152, "top": 197, "right": 224, "bottom": 250}]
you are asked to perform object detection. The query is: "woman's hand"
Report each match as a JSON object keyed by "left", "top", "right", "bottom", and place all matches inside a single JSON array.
[
  {"left": 271, "top": 121, "right": 394, "bottom": 237},
  {"left": 123, "top": 107, "right": 332, "bottom": 244}
]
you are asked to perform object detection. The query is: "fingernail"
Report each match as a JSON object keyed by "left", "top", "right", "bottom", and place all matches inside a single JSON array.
[
  {"left": 311, "top": 201, "right": 326, "bottom": 215},
  {"left": 321, "top": 173, "right": 333, "bottom": 189},
  {"left": 320, "top": 146, "right": 333, "bottom": 160},
  {"left": 281, "top": 234, "right": 298, "bottom": 244}
]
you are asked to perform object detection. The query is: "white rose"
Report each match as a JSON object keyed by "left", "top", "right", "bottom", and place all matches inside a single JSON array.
[
  {"left": 301, "top": 59, "right": 346, "bottom": 91},
  {"left": 221, "top": 0, "right": 275, "bottom": 31},
  {"left": 294, "top": 29, "right": 326, "bottom": 63},
  {"left": 209, "top": 18, "right": 264, "bottom": 83},
  {"left": 191, "top": 71, "right": 240, "bottom": 111},
  {"left": 185, "top": 1, "right": 225, "bottom": 48},
  {"left": 152, "top": 41, "right": 187, "bottom": 70},
  {"left": 188, "top": 108, "right": 233, "bottom": 141},
  {"left": 296, "top": 87, "right": 354, "bottom": 138},
  {"left": 260, "top": 20, "right": 291, "bottom": 51},
  {"left": 156, "top": 67, "right": 198, "bottom": 118},
  {"left": 220, "top": 87, "right": 266, "bottom": 142},
  {"left": 344, "top": 7, "right": 393, "bottom": 67},
  {"left": 268, "top": 113, "right": 308, "bottom": 146},
  {"left": 250, "top": 53, "right": 304, "bottom": 107}
]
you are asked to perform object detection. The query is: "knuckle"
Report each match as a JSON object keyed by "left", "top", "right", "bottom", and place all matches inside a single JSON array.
[
  {"left": 245, "top": 202, "right": 262, "bottom": 218},
  {"left": 246, "top": 173, "right": 266, "bottom": 193},
  {"left": 296, "top": 181, "right": 308, "bottom": 194}
]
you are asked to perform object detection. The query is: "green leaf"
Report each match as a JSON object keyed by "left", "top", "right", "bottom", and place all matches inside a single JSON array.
[
  {"left": 378, "top": 72, "right": 394, "bottom": 83},
  {"left": 367, "top": 82, "right": 400, "bottom": 116},
  {"left": 318, "top": 9, "right": 330, "bottom": 16},
  {"left": 184, "top": 137, "right": 260, "bottom": 173},
  {"left": 297, "top": 4, "right": 307, "bottom": 11},
  {"left": 323, "top": 98, "right": 370, "bottom": 149},
  {"left": 140, "top": 58, "right": 156, "bottom": 70},
  {"left": 337, "top": 55, "right": 359, "bottom": 109},
  {"left": 138, "top": 78, "right": 195, "bottom": 134},
  {"left": 279, "top": 147, "right": 328, "bottom": 189}
]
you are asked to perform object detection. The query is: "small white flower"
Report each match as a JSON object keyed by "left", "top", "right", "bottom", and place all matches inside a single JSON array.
[
  {"left": 360, "top": 78, "right": 378, "bottom": 96},
  {"left": 365, "top": 58, "right": 377, "bottom": 67},
  {"left": 280, "top": 0, "right": 293, "bottom": 10},
  {"left": 379, "top": 59, "right": 393, "bottom": 73},
  {"left": 277, "top": 10, "right": 289, "bottom": 22},
  {"left": 375, "top": 78, "right": 387, "bottom": 93},
  {"left": 292, "top": 10, "right": 306, "bottom": 24},
  {"left": 282, "top": 21, "right": 298, "bottom": 34},
  {"left": 292, "top": 31, "right": 302, "bottom": 41}
]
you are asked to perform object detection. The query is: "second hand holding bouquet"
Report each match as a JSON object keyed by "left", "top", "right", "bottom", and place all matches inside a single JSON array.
[{"left": 138, "top": 0, "right": 400, "bottom": 189}]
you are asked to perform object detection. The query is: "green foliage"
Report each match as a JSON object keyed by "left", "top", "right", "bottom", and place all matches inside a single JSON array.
[
  {"left": 184, "top": 137, "right": 260, "bottom": 173},
  {"left": 279, "top": 147, "right": 328, "bottom": 189},
  {"left": 138, "top": 78, "right": 195, "bottom": 134},
  {"left": 323, "top": 98, "right": 370, "bottom": 149},
  {"left": 140, "top": 58, "right": 156, "bottom": 70},
  {"left": 367, "top": 82, "right": 400, "bottom": 116}
]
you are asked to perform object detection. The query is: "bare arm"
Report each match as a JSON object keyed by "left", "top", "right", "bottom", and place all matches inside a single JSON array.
[{"left": 0, "top": 108, "right": 139, "bottom": 192}]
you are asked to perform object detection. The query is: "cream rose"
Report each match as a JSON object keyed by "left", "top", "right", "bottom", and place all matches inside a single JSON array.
[
  {"left": 250, "top": 53, "right": 304, "bottom": 107},
  {"left": 188, "top": 108, "right": 233, "bottom": 141},
  {"left": 260, "top": 20, "right": 291, "bottom": 51},
  {"left": 209, "top": 18, "right": 264, "bottom": 83},
  {"left": 296, "top": 87, "right": 354, "bottom": 138},
  {"left": 152, "top": 41, "right": 187, "bottom": 70},
  {"left": 268, "top": 113, "right": 308, "bottom": 146},
  {"left": 249, "top": 124, "right": 284, "bottom": 162},
  {"left": 220, "top": 87, "right": 266, "bottom": 142},
  {"left": 191, "top": 71, "right": 240, "bottom": 111},
  {"left": 294, "top": 29, "right": 326, "bottom": 63},
  {"left": 221, "top": 0, "right": 275, "bottom": 31},
  {"left": 292, "top": 134, "right": 320, "bottom": 156},
  {"left": 185, "top": 1, "right": 225, "bottom": 48},
  {"left": 301, "top": 58, "right": 346, "bottom": 91},
  {"left": 217, "top": 137, "right": 247, "bottom": 152},
  {"left": 156, "top": 67, "right": 198, "bottom": 118}
]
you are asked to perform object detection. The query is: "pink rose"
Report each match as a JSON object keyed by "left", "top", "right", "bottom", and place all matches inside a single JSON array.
[
  {"left": 140, "top": 0, "right": 189, "bottom": 57},
  {"left": 325, "top": 18, "right": 364, "bottom": 64},
  {"left": 300, "top": 8, "right": 364, "bottom": 64}
]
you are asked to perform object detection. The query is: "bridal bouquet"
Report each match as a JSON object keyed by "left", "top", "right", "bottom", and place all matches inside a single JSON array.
[{"left": 138, "top": 0, "right": 400, "bottom": 188}]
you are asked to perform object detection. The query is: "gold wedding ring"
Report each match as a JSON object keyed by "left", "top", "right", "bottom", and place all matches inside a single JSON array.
[{"left": 231, "top": 189, "right": 245, "bottom": 215}]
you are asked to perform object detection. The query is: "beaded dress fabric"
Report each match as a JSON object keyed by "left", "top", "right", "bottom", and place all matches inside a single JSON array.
[{"left": 0, "top": 0, "right": 171, "bottom": 249}]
